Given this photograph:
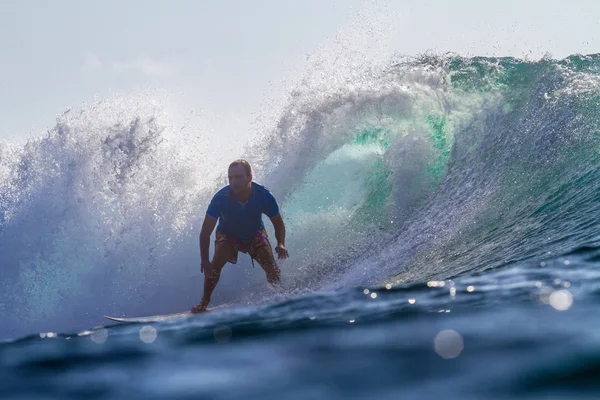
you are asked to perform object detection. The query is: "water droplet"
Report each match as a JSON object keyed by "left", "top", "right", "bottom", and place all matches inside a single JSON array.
[
  {"left": 363, "top": 289, "right": 370, "bottom": 295},
  {"left": 370, "top": 293, "right": 377, "bottom": 299},
  {"left": 408, "top": 298, "right": 416, "bottom": 304},
  {"left": 467, "top": 286, "right": 475, "bottom": 292}
]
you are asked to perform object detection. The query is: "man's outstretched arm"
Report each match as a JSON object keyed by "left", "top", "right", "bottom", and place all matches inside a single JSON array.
[{"left": 269, "top": 213, "right": 289, "bottom": 259}]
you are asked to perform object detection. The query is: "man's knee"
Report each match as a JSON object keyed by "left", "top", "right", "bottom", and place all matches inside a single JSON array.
[
  {"left": 254, "top": 246, "right": 276, "bottom": 266},
  {"left": 253, "top": 246, "right": 280, "bottom": 283}
]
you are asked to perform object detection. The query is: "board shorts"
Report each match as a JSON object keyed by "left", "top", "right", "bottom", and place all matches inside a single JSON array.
[{"left": 215, "top": 228, "right": 271, "bottom": 266}]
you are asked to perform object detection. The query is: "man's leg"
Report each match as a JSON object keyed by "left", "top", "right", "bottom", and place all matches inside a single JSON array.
[
  {"left": 252, "top": 246, "right": 281, "bottom": 284},
  {"left": 192, "top": 241, "right": 236, "bottom": 312}
]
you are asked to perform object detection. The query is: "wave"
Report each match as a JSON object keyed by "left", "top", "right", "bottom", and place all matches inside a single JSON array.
[{"left": 2, "top": 54, "right": 600, "bottom": 339}]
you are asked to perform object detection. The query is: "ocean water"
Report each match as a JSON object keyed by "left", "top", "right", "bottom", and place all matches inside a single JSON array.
[{"left": 2, "top": 54, "right": 600, "bottom": 399}]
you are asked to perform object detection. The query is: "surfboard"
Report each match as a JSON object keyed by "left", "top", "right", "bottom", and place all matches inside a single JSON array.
[{"left": 104, "top": 304, "right": 231, "bottom": 323}]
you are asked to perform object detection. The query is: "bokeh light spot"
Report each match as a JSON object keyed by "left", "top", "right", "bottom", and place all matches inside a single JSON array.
[
  {"left": 434, "top": 330, "right": 464, "bottom": 359},
  {"left": 140, "top": 325, "right": 157, "bottom": 343},
  {"left": 549, "top": 289, "right": 573, "bottom": 311},
  {"left": 90, "top": 328, "right": 108, "bottom": 344}
]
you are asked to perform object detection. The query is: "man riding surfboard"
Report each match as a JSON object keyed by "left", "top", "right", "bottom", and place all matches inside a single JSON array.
[{"left": 191, "top": 159, "right": 289, "bottom": 313}]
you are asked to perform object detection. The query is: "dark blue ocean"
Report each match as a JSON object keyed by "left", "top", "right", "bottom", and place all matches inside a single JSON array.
[{"left": 2, "top": 55, "right": 600, "bottom": 399}]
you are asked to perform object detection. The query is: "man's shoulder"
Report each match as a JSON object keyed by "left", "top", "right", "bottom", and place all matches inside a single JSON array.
[
  {"left": 213, "top": 185, "right": 231, "bottom": 199},
  {"left": 252, "top": 182, "right": 275, "bottom": 197}
]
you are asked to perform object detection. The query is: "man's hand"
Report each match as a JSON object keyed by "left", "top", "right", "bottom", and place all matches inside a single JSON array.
[
  {"left": 201, "top": 260, "right": 213, "bottom": 275},
  {"left": 275, "top": 243, "right": 289, "bottom": 260}
]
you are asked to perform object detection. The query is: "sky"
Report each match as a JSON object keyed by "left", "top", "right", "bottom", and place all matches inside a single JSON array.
[{"left": 0, "top": 0, "right": 599, "bottom": 142}]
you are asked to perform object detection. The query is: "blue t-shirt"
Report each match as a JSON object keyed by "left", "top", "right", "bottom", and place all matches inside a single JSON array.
[{"left": 206, "top": 182, "right": 280, "bottom": 242}]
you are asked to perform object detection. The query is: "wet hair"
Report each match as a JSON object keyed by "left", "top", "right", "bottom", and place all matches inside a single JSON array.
[{"left": 228, "top": 159, "right": 252, "bottom": 177}]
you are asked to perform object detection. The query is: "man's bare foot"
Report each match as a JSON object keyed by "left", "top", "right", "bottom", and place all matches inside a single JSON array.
[{"left": 191, "top": 300, "right": 209, "bottom": 313}]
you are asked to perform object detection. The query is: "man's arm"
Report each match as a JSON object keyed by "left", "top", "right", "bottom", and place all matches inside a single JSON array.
[
  {"left": 270, "top": 213, "right": 286, "bottom": 246},
  {"left": 200, "top": 215, "right": 217, "bottom": 263},
  {"left": 262, "top": 187, "right": 288, "bottom": 259},
  {"left": 269, "top": 213, "right": 289, "bottom": 259}
]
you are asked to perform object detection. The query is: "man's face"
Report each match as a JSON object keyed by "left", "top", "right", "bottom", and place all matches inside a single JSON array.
[{"left": 228, "top": 164, "right": 251, "bottom": 193}]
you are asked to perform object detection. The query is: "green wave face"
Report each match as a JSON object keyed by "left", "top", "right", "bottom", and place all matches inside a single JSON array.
[{"left": 270, "top": 54, "right": 600, "bottom": 284}]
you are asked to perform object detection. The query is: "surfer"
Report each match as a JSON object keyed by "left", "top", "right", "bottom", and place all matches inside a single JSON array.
[{"left": 191, "top": 159, "right": 289, "bottom": 313}]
